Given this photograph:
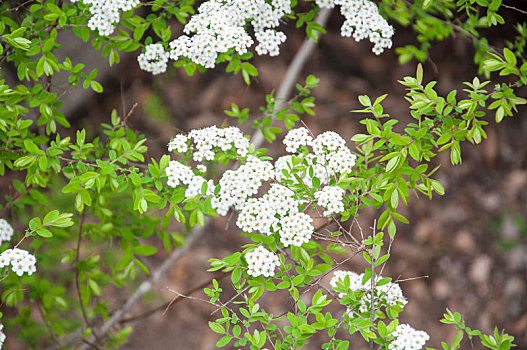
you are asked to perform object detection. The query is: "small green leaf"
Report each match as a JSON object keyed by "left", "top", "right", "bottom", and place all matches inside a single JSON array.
[
  {"left": 36, "top": 227, "right": 53, "bottom": 238},
  {"left": 134, "top": 245, "right": 158, "bottom": 256}
]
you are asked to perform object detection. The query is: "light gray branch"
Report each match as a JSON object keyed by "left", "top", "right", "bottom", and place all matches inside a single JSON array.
[{"left": 250, "top": 7, "right": 331, "bottom": 148}]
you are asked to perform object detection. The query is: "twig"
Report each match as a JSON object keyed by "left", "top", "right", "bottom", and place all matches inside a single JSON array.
[
  {"left": 75, "top": 213, "right": 92, "bottom": 329},
  {"left": 396, "top": 275, "right": 429, "bottom": 283},
  {"left": 119, "top": 272, "right": 229, "bottom": 324},
  {"left": 74, "top": 211, "right": 102, "bottom": 345},
  {"left": 35, "top": 299, "right": 61, "bottom": 346},
  {"left": 66, "top": 9, "right": 333, "bottom": 350},
  {"left": 122, "top": 102, "right": 138, "bottom": 127},
  {"left": 5, "top": 0, "right": 34, "bottom": 12},
  {"left": 369, "top": 220, "right": 376, "bottom": 350},
  {"left": 210, "top": 285, "right": 250, "bottom": 315},
  {"left": 501, "top": 4, "right": 527, "bottom": 15}
]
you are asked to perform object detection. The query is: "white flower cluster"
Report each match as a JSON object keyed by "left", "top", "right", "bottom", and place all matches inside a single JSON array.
[
  {"left": 213, "top": 156, "right": 274, "bottom": 215},
  {"left": 237, "top": 184, "right": 313, "bottom": 246},
  {"left": 189, "top": 126, "right": 250, "bottom": 162},
  {"left": 387, "top": 324, "right": 430, "bottom": 350},
  {"left": 315, "top": 0, "right": 394, "bottom": 55},
  {"left": 136, "top": 0, "right": 292, "bottom": 71},
  {"left": 0, "top": 219, "right": 14, "bottom": 245},
  {"left": 165, "top": 128, "right": 272, "bottom": 216},
  {"left": 255, "top": 29, "right": 287, "bottom": 56},
  {"left": 70, "top": 0, "right": 139, "bottom": 36},
  {"left": 245, "top": 246, "right": 280, "bottom": 277},
  {"left": 0, "top": 323, "right": 5, "bottom": 349},
  {"left": 165, "top": 160, "right": 215, "bottom": 199},
  {"left": 330, "top": 270, "right": 407, "bottom": 315},
  {"left": 0, "top": 248, "right": 37, "bottom": 276},
  {"left": 283, "top": 128, "right": 357, "bottom": 181},
  {"left": 136, "top": 0, "right": 395, "bottom": 73},
  {"left": 169, "top": 126, "right": 249, "bottom": 162},
  {"left": 314, "top": 186, "right": 345, "bottom": 216},
  {"left": 137, "top": 43, "right": 170, "bottom": 75},
  {"left": 168, "top": 134, "right": 189, "bottom": 153},
  {"left": 283, "top": 127, "right": 313, "bottom": 153},
  {"left": 279, "top": 212, "right": 313, "bottom": 246},
  {"left": 165, "top": 126, "right": 359, "bottom": 246},
  {"left": 165, "top": 161, "right": 195, "bottom": 188}
]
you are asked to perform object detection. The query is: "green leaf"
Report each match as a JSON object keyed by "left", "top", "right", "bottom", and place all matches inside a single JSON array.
[
  {"left": 90, "top": 80, "right": 103, "bottom": 93},
  {"left": 386, "top": 155, "right": 400, "bottom": 173},
  {"left": 36, "top": 227, "right": 53, "bottom": 238},
  {"left": 134, "top": 245, "right": 158, "bottom": 256},
  {"left": 416, "top": 63, "right": 423, "bottom": 84},
  {"left": 336, "top": 341, "right": 349, "bottom": 350},
  {"left": 450, "top": 330, "right": 464, "bottom": 349},
  {"left": 216, "top": 335, "right": 232, "bottom": 347},
  {"left": 29, "top": 217, "right": 42, "bottom": 231},
  {"left": 24, "top": 140, "right": 44, "bottom": 155},
  {"left": 503, "top": 48, "right": 517, "bottom": 67},
  {"left": 358, "top": 95, "right": 371, "bottom": 107},
  {"left": 43, "top": 210, "right": 59, "bottom": 225},
  {"left": 209, "top": 322, "right": 225, "bottom": 334},
  {"left": 88, "top": 279, "right": 102, "bottom": 296}
]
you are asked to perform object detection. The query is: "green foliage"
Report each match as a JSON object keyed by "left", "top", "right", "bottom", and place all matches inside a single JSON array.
[
  {"left": 0, "top": 0, "right": 525, "bottom": 348},
  {"left": 436, "top": 309, "right": 516, "bottom": 350}
]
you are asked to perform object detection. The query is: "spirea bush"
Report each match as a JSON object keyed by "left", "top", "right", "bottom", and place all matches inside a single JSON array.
[{"left": 0, "top": 0, "right": 526, "bottom": 348}]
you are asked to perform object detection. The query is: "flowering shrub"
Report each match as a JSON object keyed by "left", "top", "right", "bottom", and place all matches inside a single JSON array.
[{"left": 0, "top": 0, "right": 526, "bottom": 349}]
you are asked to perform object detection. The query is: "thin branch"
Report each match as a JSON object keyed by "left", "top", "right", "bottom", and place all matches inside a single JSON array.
[
  {"left": 395, "top": 275, "right": 429, "bottom": 283},
  {"left": 74, "top": 211, "right": 102, "bottom": 344},
  {"left": 81, "top": 338, "right": 102, "bottom": 350},
  {"left": 122, "top": 102, "right": 139, "bottom": 127},
  {"left": 119, "top": 272, "right": 229, "bottom": 324},
  {"left": 501, "top": 4, "right": 527, "bottom": 15},
  {"left": 210, "top": 285, "right": 250, "bottom": 315},
  {"left": 5, "top": 0, "right": 35, "bottom": 12},
  {"left": 369, "top": 220, "right": 376, "bottom": 350},
  {"left": 35, "top": 299, "right": 61, "bottom": 346}
]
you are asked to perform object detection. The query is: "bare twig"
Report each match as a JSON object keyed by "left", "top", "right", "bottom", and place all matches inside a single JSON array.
[
  {"left": 5, "top": 0, "right": 35, "bottom": 12},
  {"left": 369, "top": 220, "right": 376, "bottom": 350},
  {"left": 119, "top": 272, "right": 229, "bottom": 324},
  {"left": 395, "top": 275, "right": 429, "bottom": 283},
  {"left": 35, "top": 299, "right": 61, "bottom": 346},
  {"left": 74, "top": 211, "right": 101, "bottom": 341},
  {"left": 210, "top": 285, "right": 250, "bottom": 315},
  {"left": 501, "top": 4, "right": 527, "bottom": 15},
  {"left": 122, "top": 102, "right": 139, "bottom": 127}
]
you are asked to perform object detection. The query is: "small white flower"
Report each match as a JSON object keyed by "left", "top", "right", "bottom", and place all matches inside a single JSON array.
[
  {"left": 0, "top": 219, "right": 14, "bottom": 245},
  {"left": 314, "top": 186, "right": 345, "bottom": 216},
  {"left": 74, "top": 0, "right": 140, "bottom": 36},
  {"left": 0, "top": 322, "right": 5, "bottom": 348},
  {"left": 0, "top": 248, "right": 37, "bottom": 276},
  {"left": 283, "top": 127, "right": 313, "bottom": 153},
  {"left": 388, "top": 324, "right": 430, "bottom": 350},
  {"left": 168, "top": 135, "right": 188, "bottom": 153},
  {"left": 245, "top": 246, "right": 280, "bottom": 277},
  {"left": 138, "top": 43, "right": 169, "bottom": 75}
]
